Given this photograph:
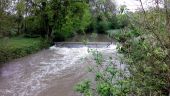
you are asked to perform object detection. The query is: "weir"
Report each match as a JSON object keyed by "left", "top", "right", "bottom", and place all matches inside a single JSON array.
[{"left": 55, "top": 42, "right": 113, "bottom": 48}]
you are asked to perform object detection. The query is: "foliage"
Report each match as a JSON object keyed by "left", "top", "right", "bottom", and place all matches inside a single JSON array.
[
  {"left": 0, "top": 14, "right": 17, "bottom": 37},
  {"left": 76, "top": 1, "right": 170, "bottom": 96},
  {"left": 51, "top": 0, "right": 91, "bottom": 41},
  {"left": 16, "top": 0, "right": 25, "bottom": 34},
  {"left": 0, "top": 0, "right": 128, "bottom": 40},
  {"left": 96, "top": 20, "right": 111, "bottom": 34},
  {"left": 75, "top": 80, "right": 92, "bottom": 96},
  {"left": 76, "top": 28, "right": 169, "bottom": 96},
  {"left": 87, "top": 14, "right": 129, "bottom": 34},
  {"left": 114, "top": 28, "right": 169, "bottom": 95},
  {"left": 0, "top": 0, "right": 92, "bottom": 41},
  {"left": 75, "top": 49, "right": 130, "bottom": 96},
  {"left": 116, "top": 14, "right": 129, "bottom": 29},
  {"left": 24, "top": 16, "right": 43, "bottom": 37}
]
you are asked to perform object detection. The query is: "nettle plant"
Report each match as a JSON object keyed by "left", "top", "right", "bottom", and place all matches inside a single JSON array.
[{"left": 75, "top": 48, "right": 130, "bottom": 96}]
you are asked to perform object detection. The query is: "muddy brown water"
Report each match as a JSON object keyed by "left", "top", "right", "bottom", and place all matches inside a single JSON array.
[{"left": 0, "top": 35, "right": 118, "bottom": 96}]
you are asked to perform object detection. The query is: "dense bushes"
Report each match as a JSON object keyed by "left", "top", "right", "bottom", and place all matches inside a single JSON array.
[
  {"left": 24, "top": 16, "right": 42, "bottom": 37},
  {"left": 76, "top": 27, "right": 170, "bottom": 96},
  {"left": 0, "top": 14, "right": 17, "bottom": 37},
  {"left": 81, "top": 28, "right": 169, "bottom": 95},
  {"left": 75, "top": 7, "right": 170, "bottom": 96},
  {"left": 96, "top": 20, "right": 111, "bottom": 33},
  {"left": 115, "top": 14, "right": 129, "bottom": 28},
  {"left": 0, "top": 37, "right": 49, "bottom": 63},
  {"left": 114, "top": 28, "right": 169, "bottom": 95},
  {"left": 75, "top": 48, "right": 129, "bottom": 96},
  {"left": 87, "top": 14, "right": 129, "bottom": 34}
]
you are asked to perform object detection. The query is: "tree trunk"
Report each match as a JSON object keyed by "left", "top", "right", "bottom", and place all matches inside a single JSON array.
[
  {"left": 164, "top": 0, "right": 170, "bottom": 39},
  {"left": 17, "top": 23, "right": 20, "bottom": 35}
]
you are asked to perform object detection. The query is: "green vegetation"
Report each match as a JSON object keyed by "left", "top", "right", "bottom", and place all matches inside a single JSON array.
[
  {"left": 51, "top": 0, "right": 91, "bottom": 41},
  {"left": 0, "top": 0, "right": 92, "bottom": 41},
  {"left": 0, "top": 37, "right": 49, "bottom": 63},
  {"left": 0, "top": 0, "right": 94, "bottom": 62},
  {"left": 75, "top": 0, "right": 170, "bottom": 96},
  {"left": 0, "top": 0, "right": 121, "bottom": 62},
  {"left": 3, "top": 0, "right": 170, "bottom": 95},
  {"left": 0, "top": 0, "right": 125, "bottom": 41}
]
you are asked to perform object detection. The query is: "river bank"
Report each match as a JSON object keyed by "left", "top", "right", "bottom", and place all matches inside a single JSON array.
[
  {"left": 0, "top": 33, "right": 111, "bottom": 64},
  {"left": 0, "top": 37, "right": 49, "bottom": 63}
]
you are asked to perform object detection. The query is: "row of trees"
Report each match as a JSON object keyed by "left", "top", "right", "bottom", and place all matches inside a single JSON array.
[
  {"left": 0, "top": 0, "right": 91, "bottom": 41},
  {"left": 0, "top": 0, "right": 128, "bottom": 41}
]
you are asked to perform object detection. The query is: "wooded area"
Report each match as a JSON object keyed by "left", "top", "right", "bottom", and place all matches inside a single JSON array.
[{"left": 0, "top": 0, "right": 127, "bottom": 40}]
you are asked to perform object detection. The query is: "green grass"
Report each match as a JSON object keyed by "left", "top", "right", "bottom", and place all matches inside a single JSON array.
[
  {"left": 1, "top": 37, "right": 41, "bottom": 48},
  {"left": 0, "top": 37, "right": 49, "bottom": 63}
]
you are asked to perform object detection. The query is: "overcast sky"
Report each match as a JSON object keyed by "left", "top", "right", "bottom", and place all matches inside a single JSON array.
[{"left": 115, "top": 0, "right": 162, "bottom": 12}]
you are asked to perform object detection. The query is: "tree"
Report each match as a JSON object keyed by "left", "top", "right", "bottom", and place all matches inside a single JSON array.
[
  {"left": 50, "top": 0, "right": 91, "bottom": 40},
  {"left": 16, "top": 0, "right": 25, "bottom": 35}
]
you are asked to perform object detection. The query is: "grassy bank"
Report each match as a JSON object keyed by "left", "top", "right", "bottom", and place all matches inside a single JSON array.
[{"left": 0, "top": 37, "right": 49, "bottom": 63}]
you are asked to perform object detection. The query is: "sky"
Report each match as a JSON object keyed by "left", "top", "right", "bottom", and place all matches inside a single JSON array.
[{"left": 115, "top": 0, "right": 162, "bottom": 12}]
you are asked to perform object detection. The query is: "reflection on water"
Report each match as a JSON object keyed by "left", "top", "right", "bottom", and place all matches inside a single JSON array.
[{"left": 0, "top": 43, "right": 117, "bottom": 96}]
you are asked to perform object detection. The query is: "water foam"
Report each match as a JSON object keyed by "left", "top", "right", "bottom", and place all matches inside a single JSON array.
[{"left": 0, "top": 44, "right": 118, "bottom": 96}]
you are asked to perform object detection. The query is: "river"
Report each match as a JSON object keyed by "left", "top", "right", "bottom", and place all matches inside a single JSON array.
[{"left": 0, "top": 35, "right": 118, "bottom": 96}]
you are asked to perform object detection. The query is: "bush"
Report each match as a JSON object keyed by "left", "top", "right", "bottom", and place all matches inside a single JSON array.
[
  {"left": 53, "top": 30, "right": 74, "bottom": 41},
  {"left": 111, "top": 28, "right": 141, "bottom": 43},
  {"left": 86, "top": 14, "right": 129, "bottom": 34},
  {"left": 24, "top": 16, "right": 42, "bottom": 37},
  {"left": 116, "top": 14, "right": 129, "bottom": 28},
  {"left": 114, "top": 28, "right": 169, "bottom": 95},
  {"left": 76, "top": 27, "right": 169, "bottom": 95},
  {"left": 96, "top": 21, "right": 110, "bottom": 34},
  {"left": 0, "top": 14, "right": 17, "bottom": 37},
  {"left": 75, "top": 49, "right": 129, "bottom": 96}
]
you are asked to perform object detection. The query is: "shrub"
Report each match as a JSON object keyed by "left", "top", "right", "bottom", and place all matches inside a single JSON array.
[
  {"left": 76, "top": 27, "right": 169, "bottom": 95},
  {"left": 96, "top": 21, "right": 110, "bottom": 34},
  {"left": 86, "top": 14, "right": 129, "bottom": 34},
  {"left": 24, "top": 16, "right": 42, "bottom": 37},
  {"left": 75, "top": 49, "right": 130, "bottom": 96}
]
